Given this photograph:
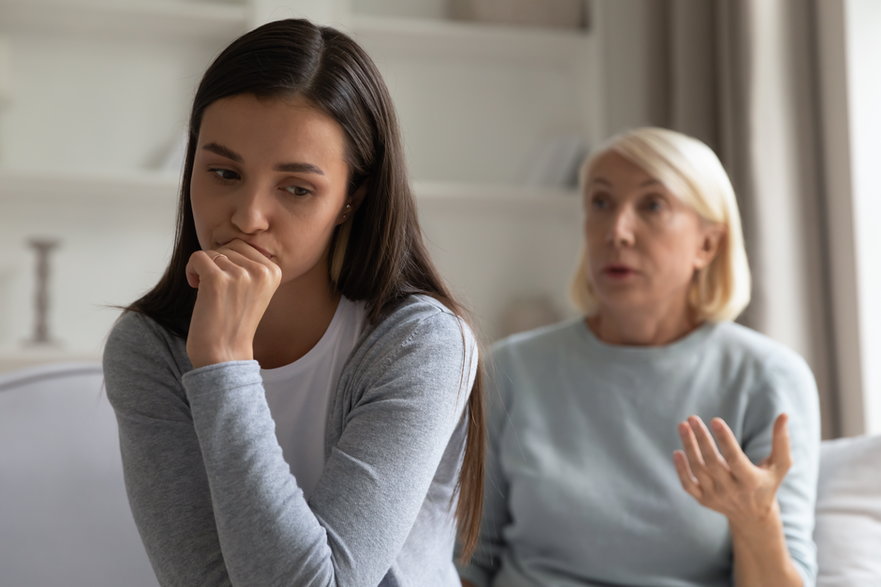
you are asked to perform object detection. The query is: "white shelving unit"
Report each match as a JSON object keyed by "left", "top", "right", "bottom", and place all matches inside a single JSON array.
[
  {"left": 0, "top": 169, "right": 180, "bottom": 202},
  {"left": 346, "top": 1, "right": 597, "bottom": 340},
  {"left": 0, "top": 169, "right": 580, "bottom": 207},
  {"left": 0, "top": 0, "right": 248, "bottom": 39},
  {"left": 0, "top": 0, "right": 599, "bottom": 370},
  {"left": 350, "top": 14, "right": 590, "bottom": 65}
]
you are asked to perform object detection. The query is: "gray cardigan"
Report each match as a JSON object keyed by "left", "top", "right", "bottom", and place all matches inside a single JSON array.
[{"left": 103, "top": 295, "right": 477, "bottom": 586}]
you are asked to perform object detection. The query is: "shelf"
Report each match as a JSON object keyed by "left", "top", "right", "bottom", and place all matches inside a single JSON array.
[
  {"left": 0, "top": 0, "right": 248, "bottom": 40},
  {"left": 0, "top": 349, "right": 102, "bottom": 374},
  {"left": 414, "top": 180, "right": 580, "bottom": 211},
  {"left": 0, "top": 169, "right": 180, "bottom": 202},
  {"left": 0, "top": 170, "right": 580, "bottom": 212},
  {"left": 350, "top": 15, "right": 590, "bottom": 66}
]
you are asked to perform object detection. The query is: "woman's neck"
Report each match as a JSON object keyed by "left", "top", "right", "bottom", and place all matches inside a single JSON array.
[
  {"left": 587, "top": 303, "right": 701, "bottom": 347},
  {"left": 253, "top": 275, "right": 341, "bottom": 369}
]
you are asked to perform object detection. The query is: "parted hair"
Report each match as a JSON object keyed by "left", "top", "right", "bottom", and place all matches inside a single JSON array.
[
  {"left": 570, "top": 127, "right": 751, "bottom": 322},
  {"left": 126, "top": 18, "right": 484, "bottom": 559}
]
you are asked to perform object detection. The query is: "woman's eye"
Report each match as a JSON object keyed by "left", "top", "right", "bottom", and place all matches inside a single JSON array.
[
  {"left": 283, "top": 185, "right": 312, "bottom": 197},
  {"left": 590, "top": 194, "right": 611, "bottom": 210},
  {"left": 643, "top": 196, "right": 665, "bottom": 212},
  {"left": 209, "top": 168, "right": 239, "bottom": 182}
]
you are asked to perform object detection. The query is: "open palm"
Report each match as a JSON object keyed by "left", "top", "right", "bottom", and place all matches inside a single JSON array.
[{"left": 673, "top": 413, "right": 792, "bottom": 521}]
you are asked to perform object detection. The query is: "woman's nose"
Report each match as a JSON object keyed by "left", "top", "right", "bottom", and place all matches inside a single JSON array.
[
  {"left": 607, "top": 207, "right": 635, "bottom": 247},
  {"left": 230, "top": 185, "right": 271, "bottom": 234}
]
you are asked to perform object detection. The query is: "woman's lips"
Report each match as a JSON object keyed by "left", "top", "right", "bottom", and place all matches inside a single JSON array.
[
  {"left": 245, "top": 242, "right": 274, "bottom": 260},
  {"left": 603, "top": 265, "right": 636, "bottom": 278}
]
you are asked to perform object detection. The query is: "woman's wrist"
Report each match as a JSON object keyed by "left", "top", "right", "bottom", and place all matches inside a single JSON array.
[
  {"left": 188, "top": 342, "right": 254, "bottom": 369},
  {"left": 727, "top": 500, "right": 781, "bottom": 539},
  {"left": 728, "top": 501, "right": 803, "bottom": 587}
]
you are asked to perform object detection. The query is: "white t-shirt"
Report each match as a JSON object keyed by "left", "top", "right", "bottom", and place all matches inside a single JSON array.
[{"left": 261, "top": 296, "right": 366, "bottom": 499}]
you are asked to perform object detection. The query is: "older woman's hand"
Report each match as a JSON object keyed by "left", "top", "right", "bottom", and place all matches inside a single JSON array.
[{"left": 673, "top": 414, "right": 791, "bottom": 523}]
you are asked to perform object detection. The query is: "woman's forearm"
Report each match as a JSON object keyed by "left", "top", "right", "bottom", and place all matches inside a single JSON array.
[{"left": 729, "top": 502, "right": 803, "bottom": 587}]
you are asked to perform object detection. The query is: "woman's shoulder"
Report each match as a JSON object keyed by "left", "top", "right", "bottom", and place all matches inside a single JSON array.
[
  {"left": 337, "top": 294, "right": 478, "bottom": 408},
  {"left": 710, "top": 321, "right": 807, "bottom": 365},
  {"left": 106, "top": 309, "right": 160, "bottom": 340},
  {"left": 103, "top": 311, "right": 190, "bottom": 390},
  {"left": 708, "top": 321, "right": 816, "bottom": 390},
  {"left": 351, "top": 294, "right": 477, "bottom": 364},
  {"left": 492, "top": 317, "right": 584, "bottom": 361},
  {"left": 105, "top": 311, "right": 185, "bottom": 354},
  {"left": 380, "top": 293, "right": 462, "bottom": 322},
  {"left": 369, "top": 294, "right": 473, "bottom": 339}
]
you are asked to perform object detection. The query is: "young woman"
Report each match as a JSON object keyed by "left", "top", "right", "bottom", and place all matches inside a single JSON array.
[
  {"left": 103, "top": 19, "right": 483, "bottom": 586},
  {"left": 459, "top": 127, "right": 820, "bottom": 586}
]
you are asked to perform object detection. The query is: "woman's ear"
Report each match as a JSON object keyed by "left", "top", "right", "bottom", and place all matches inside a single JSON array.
[
  {"left": 695, "top": 223, "right": 725, "bottom": 270},
  {"left": 337, "top": 183, "right": 367, "bottom": 225},
  {"left": 349, "top": 182, "right": 367, "bottom": 212}
]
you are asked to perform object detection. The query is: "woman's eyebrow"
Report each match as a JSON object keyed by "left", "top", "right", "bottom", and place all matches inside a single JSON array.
[
  {"left": 201, "top": 142, "right": 325, "bottom": 175},
  {"left": 274, "top": 162, "right": 325, "bottom": 175},
  {"left": 202, "top": 142, "right": 242, "bottom": 162}
]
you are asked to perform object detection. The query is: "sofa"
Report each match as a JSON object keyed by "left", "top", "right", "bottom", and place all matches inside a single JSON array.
[
  {"left": 815, "top": 432, "right": 881, "bottom": 585},
  {"left": 0, "top": 362, "right": 878, "bottom": 586},
  {"left": 0, "top": 362, "right": 154, "bottom": 587}
]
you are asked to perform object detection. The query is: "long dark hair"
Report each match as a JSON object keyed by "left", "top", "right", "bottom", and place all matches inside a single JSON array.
[{"left": 126, "top": 19, "right": 484, "bottom": 559}]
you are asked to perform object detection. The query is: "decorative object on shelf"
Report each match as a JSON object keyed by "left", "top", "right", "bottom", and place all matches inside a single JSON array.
[
  {"left": 496, "top": 294, "right": 563, "bottom": 339},
  {"left": 449, "top": 0, "right": 588, "bottom": 30},
  {"left": 354, "top": 0, "right": 448, "bottom": 20},
  {"left": 25, "top": 238, "right": 60, "bottom": 347},
  {"left": 524, "top": 133, "right": 587, "bottom": 189}
]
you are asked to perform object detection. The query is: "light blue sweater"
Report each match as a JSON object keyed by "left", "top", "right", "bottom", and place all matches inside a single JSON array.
[
  {"left": 104, "top": 295, "right": 477, "bottom": 586},
  {"left": 458, "top": 318, "right": 820, "bottom": 587}
]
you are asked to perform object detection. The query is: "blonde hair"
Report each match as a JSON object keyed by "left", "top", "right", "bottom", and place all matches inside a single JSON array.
[{"left": 569, "top": 127, "right": 751, "bottom": 322}]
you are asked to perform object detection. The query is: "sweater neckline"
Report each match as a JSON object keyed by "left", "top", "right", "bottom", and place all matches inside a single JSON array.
[{"left": 574, "top": 317, "right": 718, "bottom": 361}]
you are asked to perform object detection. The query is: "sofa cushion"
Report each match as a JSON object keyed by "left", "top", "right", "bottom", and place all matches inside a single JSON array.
[{"left": 815, "top": 433, "right": 881, "bottom": 586}]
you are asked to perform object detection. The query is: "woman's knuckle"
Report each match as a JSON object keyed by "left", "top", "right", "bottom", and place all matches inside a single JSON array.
[{"left": 257, "top": 264, "right": 273, "bottom": 279}]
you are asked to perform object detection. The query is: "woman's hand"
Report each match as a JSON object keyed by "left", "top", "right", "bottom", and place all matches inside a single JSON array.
[
  {"left": 673, "top": 413, "right": 791, "bottom": 524},
  {"left": 185, "top": 239, "right": 282, "bottom": 368}
]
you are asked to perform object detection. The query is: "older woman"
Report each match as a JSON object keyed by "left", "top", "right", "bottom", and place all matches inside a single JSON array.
[{"left": 459, "top": 127, "right": 819, "bottom": 586}]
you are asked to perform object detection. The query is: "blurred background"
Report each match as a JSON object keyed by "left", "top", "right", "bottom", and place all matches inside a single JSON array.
[
  {"left": 1, "top": 1, "right": 880, "bottom": 584},
  {"left": 0, "top": 0, "right": 878, "bottom": 440}
]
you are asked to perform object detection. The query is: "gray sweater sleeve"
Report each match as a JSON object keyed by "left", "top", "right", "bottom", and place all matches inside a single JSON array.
[
  {"left": 742, "top": 350, "right": 821, "bottom": 585},
  {"left": 104, "top": 301, "right": 476, "bottom": 586},
  {"left": 103, "top": 314, "right": 232, "bottom": 586}
]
